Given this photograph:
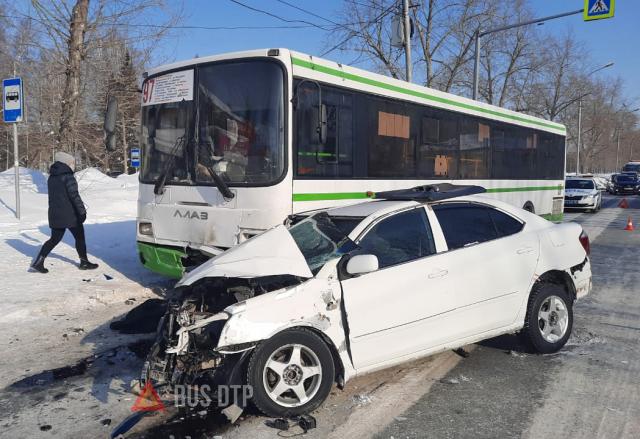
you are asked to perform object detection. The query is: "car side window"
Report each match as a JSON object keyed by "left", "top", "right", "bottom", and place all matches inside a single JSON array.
[
  {"left": 433, "top": 203, "right": 497, "bottom": 250},
  {"left": 357, "top": 208, "right": 436, "bottom": 269},
  {"left": 488, "top": 208, "right": 523, "bottom": 237}
]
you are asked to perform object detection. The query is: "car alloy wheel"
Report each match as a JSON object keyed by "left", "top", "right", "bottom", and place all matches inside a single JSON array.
[
  {"left": 262, "top": 343, "right": 323, "bottom": 408},
  {"left": 537, "top": 295, "right": 569, "bottom": 343},
  {"left": 248, "top": 329, "right": 335, "bottom": 417}
]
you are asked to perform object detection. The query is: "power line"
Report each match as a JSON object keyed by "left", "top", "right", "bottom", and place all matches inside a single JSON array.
[
  {"left": 320, "top": 2, "right": 398, "bottom": 57},
  {"left": 228, "top": 0, "right": 330, "bottom": 31},
  {"left": 0, "top": 13, "right": 318, "bottom": 31},
  {"left": 275, "top": 0, "right": 339, "bottom": 26}
]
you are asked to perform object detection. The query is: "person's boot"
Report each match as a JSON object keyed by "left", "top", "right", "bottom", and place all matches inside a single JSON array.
[
  {"left": 79, "top": 258, "right": 99, "bottom": 270},
  {"left": 31, "top": 252, "right": 49, "bottom": 274}
]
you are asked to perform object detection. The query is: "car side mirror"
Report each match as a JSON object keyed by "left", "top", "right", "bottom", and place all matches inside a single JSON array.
[{"left": 346, "top": 254, "right": 379, "bottom": 276}]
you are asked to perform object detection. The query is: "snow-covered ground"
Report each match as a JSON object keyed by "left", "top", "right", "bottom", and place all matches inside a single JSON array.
[{"left": 0, "top": 167, "right": 170, "bottom": 437}]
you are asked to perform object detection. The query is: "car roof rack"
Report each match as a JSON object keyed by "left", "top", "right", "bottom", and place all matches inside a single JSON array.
[{"left": 373, "top": 183, "right": 486, "bottom": 202}]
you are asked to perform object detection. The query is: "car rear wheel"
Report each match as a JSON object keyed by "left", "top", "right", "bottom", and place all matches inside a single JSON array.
[
  {"left": 522, "top": 283, "right": 573, "bottom": 354},
  {"left": 247, "top": 328, "right": 335, "bottom": 417}
]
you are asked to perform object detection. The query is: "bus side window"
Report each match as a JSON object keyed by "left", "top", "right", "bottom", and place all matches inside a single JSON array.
[{"left": 295, "top": 82, "right": 353, "bottom": 178}]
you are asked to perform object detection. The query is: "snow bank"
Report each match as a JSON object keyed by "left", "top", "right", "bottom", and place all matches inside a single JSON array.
[
  {"left": 116, "top": 172, "right": 140, "bottom": 189},
  {"left": 0, "top": 167, "right": 48, "bottom": 194},
  {"left": 75, "top": 167, "right": 123, "bottom": 192}
]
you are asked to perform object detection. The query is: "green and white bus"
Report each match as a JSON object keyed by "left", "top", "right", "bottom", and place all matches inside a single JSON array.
[{"left": 134, "top": 48, "right": 566, "bottom": 278}]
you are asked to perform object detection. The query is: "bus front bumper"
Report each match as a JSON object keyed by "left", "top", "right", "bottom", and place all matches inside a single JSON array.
[{"left": 137, "top": 242, "right": 186, "bottom": 279}]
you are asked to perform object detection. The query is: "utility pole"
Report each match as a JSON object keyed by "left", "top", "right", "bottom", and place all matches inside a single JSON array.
[
  {"left": 576, "top": 97, "right": 582, "bottom": 174},
  {"left": 403, "top": 0, "right": 412, "bottom": 83},
  {"left": 616, "top": 129, "right": 621, "bottom": 171}
]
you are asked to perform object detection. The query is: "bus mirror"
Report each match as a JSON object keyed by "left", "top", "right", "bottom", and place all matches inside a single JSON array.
[
  {"left": 318, "top": 103, "right": 327, "bottom": 144},
  {"left": 104, "top": 96, "right": 118, "bottom": 151}
]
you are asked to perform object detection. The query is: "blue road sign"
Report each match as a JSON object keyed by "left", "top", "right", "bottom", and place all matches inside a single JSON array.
[
  {"left": 3, "top": 77, "right": 23, "bottom": 123},
  {"left": 584, "top": 0, "right": 615, "bottom": 21},
  {"left": 131, "top": 147, "right": 141, "bottom": 168}
]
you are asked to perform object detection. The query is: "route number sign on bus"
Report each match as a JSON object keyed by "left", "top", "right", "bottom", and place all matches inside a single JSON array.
[{"left": 141, "top": 69, "right": 194, "bottom": 106}]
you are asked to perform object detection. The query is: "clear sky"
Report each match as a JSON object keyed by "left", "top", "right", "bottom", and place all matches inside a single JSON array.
[{"left": 153, "top": 1, "right": 638, "bottom": 102}]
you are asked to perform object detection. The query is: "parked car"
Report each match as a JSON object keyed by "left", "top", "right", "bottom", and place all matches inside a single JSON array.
[
  {"left": 143, "top": 184, "right": 592, "bottom": 418},
  {"left": 564, "top": 177, "right": 602, "bottom": 212},
  {"left": 612, "top": 173, "right": 640, "bottom": 195}
]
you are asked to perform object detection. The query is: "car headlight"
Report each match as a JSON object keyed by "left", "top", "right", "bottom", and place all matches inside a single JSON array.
[{"left": 138, "top": 222, "right": 153, "bottom": 236}]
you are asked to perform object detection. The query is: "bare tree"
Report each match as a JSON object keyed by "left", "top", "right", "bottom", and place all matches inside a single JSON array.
[{"left": 55, "top": 0, "right": 90, "bottom": 151}]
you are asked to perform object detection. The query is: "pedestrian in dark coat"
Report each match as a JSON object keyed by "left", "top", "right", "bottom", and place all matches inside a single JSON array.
[{"left": 31, "top": 151, "right": 99, "bottom": 273}]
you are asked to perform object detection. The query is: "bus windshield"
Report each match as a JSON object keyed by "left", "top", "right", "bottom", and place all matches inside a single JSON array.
[{"left": 140, "top": 59, "right": 285, "bottom": 186}]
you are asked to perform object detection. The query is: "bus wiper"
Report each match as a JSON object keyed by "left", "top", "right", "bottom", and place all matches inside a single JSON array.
[
  {"left": 205, "top": 164, "right": 235, "bottom": 200},
  {"left": 154, "top": 135, "right": 186, "bottom": 195}
]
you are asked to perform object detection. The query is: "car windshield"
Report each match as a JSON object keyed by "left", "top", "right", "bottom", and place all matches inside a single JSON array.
[
  {"left": 565, "top": 179, "right": 594, "bottom": 189},
  {"left": 289, "top": 213, "right": 358, "bottom": 274},
  {"left": 617, "top": 175, "right": 636, "bottom": 183},
  {"left": 623, "top": 163, "right": 640, "bottom": 173},
  {"left": 140, "top": 59, "right": 285, "bottom": 186}
]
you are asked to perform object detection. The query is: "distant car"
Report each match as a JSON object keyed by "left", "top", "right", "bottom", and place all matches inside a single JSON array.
[
  {"left": 593, "top": 176, "right": 607, "bottom": 191},
  {"left": 142, "top": 184, "right": 592, "bottom": 418},
  {"left": 607, "top": 174, "right": 618, "bottom": 194},
  {"left": 612, "top": 173, "right": 639, "bottom": 195},
  {"left": 564, "top": 177, "right": 602, "bottom": 212}
]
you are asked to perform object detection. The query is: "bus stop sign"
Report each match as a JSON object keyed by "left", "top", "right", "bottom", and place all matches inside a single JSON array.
[
  {"left": 3, "top": 77, "right": 23, "bottom": 123},
  {"left": 584, "top": 0, "right": 615, "bottom": 21},
  {"left": 131, "top": 148, "right": 141, "bottom": 168}
]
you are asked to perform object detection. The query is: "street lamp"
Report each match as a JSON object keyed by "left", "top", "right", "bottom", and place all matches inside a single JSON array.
[
  {"left": 472, "top": 8, "right": 584, "bottom": 100},
  {"left": 576, "top": 62, "right": 614, "bottom": 174}
]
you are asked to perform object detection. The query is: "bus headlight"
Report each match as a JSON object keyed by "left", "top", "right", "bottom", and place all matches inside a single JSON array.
[{"left": 138, "top": 222, "right": 154, "bottom": 236}]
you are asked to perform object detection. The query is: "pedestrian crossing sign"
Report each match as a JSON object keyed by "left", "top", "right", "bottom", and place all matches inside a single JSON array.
[{"left": 584, "top": 0, "right": 615, "bottom": 21}]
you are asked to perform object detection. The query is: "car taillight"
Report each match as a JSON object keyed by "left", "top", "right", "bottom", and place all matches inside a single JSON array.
[{"left": 579, "top": 230, "right": 590, "bottom": 256}]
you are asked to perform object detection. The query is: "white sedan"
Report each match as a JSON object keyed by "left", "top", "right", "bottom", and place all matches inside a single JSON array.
[{"left": 143, "top": 184, "right": 592, "bottom": 419}]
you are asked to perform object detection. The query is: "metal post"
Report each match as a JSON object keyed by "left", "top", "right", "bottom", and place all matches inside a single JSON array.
[
  {"left": 576, "top": 97, "right": 582, "bottom": 175},
  {"left": 13, "top": 123, "right": 20, "bottom": 218},
  {"left": 616, "top": 129, "right": 620, "bottom": 171},
  {"left": 403, "top": 0, "right": 412, "bottom": 82},
  {"left": 473, "top": 30, "right": 480, "bottom": 100}
]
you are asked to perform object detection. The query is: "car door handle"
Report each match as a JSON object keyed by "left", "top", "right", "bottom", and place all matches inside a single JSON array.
[
  {"left": 517, "top": 246, "right": 534, "bottom": 255},
  {"left": 428, "top": 269, "right": 448, "bottom": 279}
]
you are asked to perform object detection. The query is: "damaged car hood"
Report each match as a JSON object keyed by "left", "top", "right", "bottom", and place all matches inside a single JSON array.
[{"left": 177, "top": 225, "right": 313, "bottom": 286}]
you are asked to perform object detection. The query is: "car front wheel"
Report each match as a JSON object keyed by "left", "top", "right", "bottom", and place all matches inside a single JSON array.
[
  {"left": 522, "top": 283, "right": 573, "bottom": 354},
  {"left": 247, "top": 328, "right": 335, "bottom": 417}
]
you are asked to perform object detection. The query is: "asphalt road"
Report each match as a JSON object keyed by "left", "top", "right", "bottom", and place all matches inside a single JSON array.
[{"left": 378, "top": 193, "right": 640, "bottom": 439}]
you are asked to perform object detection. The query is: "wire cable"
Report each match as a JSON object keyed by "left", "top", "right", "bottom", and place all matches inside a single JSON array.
[{"left": 228, "top": 0, "right": 330, "bottom": 31}]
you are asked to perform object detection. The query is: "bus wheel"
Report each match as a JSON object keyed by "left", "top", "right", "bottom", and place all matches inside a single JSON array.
[{"left": 523, "top": 201, "right": 535, "bottom": 214}]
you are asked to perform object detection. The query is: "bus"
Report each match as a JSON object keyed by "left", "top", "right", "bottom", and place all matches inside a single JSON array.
[{"left": 128, "top": 48, "right": 566, "bottom": 278}]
